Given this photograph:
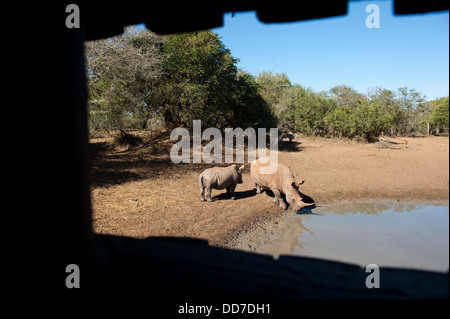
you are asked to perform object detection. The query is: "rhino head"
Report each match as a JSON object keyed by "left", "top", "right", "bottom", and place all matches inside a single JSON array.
[
  {"left": 286, "top": 182, "right": 315, "bottom": 211},
  {"left": 234, "top": 164, "right": 245, "bottom": 184}
]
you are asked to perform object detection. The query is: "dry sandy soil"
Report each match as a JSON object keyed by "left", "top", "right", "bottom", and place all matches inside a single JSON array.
[{"left": 90, "top": 131, "right": 449, "bottom": 247}]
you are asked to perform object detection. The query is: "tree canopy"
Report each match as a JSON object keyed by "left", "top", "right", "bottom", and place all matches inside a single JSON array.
[{"left": 85, "top": 27, "right": 448, "bottom": 140}]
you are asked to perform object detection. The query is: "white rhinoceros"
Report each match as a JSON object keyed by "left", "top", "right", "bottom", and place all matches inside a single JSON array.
[
  {"left": 199, "top": 165, "right": 245, "bottom": 202},
  {"left": 250, "top": 158, "right": 314, "bottom": 210}
]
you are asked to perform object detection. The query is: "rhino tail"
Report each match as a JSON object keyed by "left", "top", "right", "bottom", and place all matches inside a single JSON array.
[{"left": 199, "top": 173, "right": 204, "bottom": 188}]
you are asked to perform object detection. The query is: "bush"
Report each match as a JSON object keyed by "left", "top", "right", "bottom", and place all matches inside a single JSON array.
[{"left": 430, "top": 97, "right": 449, "bottom": 133}]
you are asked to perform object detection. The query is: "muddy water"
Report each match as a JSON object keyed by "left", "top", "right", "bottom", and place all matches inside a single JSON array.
[{"left": 232, "top": 203, "right": 449, "bottom": 272}]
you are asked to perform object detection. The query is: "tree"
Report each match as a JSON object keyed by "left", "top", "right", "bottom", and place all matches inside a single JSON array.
[
  {"left": 230, "top": 71, "right": 277, "bottom": 129},
  {"left": 329, "top": 85, "right": 367, "bottom": 108},
  {"left": 276, "top": 84, "right": 305, "bottom": 131},
  {"left": 85, "top": 28, "right": 276, "bottom": 134},
  {"left": 85, "top": 27, "right": 164, "bottom": 131},
  {"left": 430, "top": 97, "right": 449, "bottom": 133},
  {"left": 396, "top": 87, "right": 427, "bottom": 135},
  {"left": 256, "top": 71, "right": 291, "bottom": 109},
  {"left": 325, "top": 105, "right": 357, "bottom": 138},
  {"left": 290, "top": 86, "right": 326, "bottom": 135},
  {"left": 368, "top": 88, "right": 401, "bottom": 136},
  {"left": 84, "top": 27, "right": 441, "bottom": 142},
  {"left": 358, "top": 99, "right": 396, "bottom": 140},
  {"left": 161, "top": 31, "right": 239, "bottom": 129},
  {"left": 324, "top": 91, "right": 396, "bottom": 140}
]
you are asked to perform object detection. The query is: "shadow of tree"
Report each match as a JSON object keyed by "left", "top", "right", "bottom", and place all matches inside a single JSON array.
[
  {"left": 89, "top": 136, "right": 309, "bottom": 189},
  {"left": 89, "top": 140, "right": 250, "bottom": 188},
  {"left": 90, "top": 140, "right": 206, "bottom": 188},
  {"left": 278, "top": 141, "right": 304, "bottom": 152}
]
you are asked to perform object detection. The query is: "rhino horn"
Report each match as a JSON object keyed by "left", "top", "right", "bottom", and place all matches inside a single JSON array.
[{"left": 299, "top": 201, "right": 315, "bottom": 208}]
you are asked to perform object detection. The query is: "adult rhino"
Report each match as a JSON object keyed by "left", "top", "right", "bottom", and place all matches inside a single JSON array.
[
  {"left": 199, "top": 165, "right": 245, "bottom": 202},
  {"left": 250, "top": 158, "right": 314, "bottom": 211}
]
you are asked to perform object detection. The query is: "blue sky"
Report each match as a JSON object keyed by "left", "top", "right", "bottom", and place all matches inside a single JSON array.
[{"left": 212, "top": 1, "right": 449, "bottom": 100}]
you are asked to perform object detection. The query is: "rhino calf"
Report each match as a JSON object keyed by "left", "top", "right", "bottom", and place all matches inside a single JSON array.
[
  {"left": 250, "top": 158, "right": 314, "bottom": 211},
  {"left": 199, "top": 165, "right": 245, "bottom": 202}
]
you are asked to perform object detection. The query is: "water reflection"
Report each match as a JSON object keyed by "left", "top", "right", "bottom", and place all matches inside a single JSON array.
[
  {"left": 292, "top": 203, "right": 449, "bottom": 272},
  {"left": 319, "top": 202, "right": 419, "bottom": 216}
]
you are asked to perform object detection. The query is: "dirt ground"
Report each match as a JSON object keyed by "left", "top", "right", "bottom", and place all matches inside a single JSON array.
[{"left": 90, "top": 131, "right": 449, "bottom": 247}]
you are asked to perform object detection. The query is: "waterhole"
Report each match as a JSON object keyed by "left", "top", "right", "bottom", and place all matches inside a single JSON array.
[{"left": 234, "top": 203, "right": 449, "bottom": 272}]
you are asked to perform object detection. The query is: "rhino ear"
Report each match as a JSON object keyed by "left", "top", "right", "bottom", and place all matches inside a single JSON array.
[{"left": 239, "top": 165, "right": 245, "bottom": 172}]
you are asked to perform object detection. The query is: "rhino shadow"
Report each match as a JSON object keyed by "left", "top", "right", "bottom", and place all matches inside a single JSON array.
[
  {"left": 296, "top": 205, "right": 321, "bottom": 215},
  {"left": 212, "top": 189, "right": 257, "bottom": 201}
]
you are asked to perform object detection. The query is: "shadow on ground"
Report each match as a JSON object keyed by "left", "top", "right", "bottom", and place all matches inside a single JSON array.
[
  {"left": 89, "top": 140, "right": 212, "bottom": 188},
  {"left": 278, "top": 141, "right": 303, "bottom": 152},
  {"left": 212, "top": 189, "right": 257, "bottom": 201}
]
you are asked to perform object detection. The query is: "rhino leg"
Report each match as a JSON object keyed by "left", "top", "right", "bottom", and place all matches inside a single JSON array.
[
  {"left": 199, "top": 174, "right": 206, "bottom": 202},
  {"left": 255, "top": 183, "right": 261, "bottom": 194},
  {"left": 206, "top": 187, "right": 214, "bottom": 202},
  {"left": 200, "top": 186, "right": 205, "bottom": 202},
  {"left": 272, "top": 188, "right": 287, "bottom": 210},
  {"left": 229, "top": 184, "right": 237, "bottom": 200}
]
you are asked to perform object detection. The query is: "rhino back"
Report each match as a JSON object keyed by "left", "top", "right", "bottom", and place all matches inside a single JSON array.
[
  {"left": 251, "top": 159, "right": 279, "bottom": 188},
  {"left": 251, "top": 159, "right": 294, "bottom": 192},
  {"left": 202, "top": 167, "right": 237, "bottom": 189}
]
